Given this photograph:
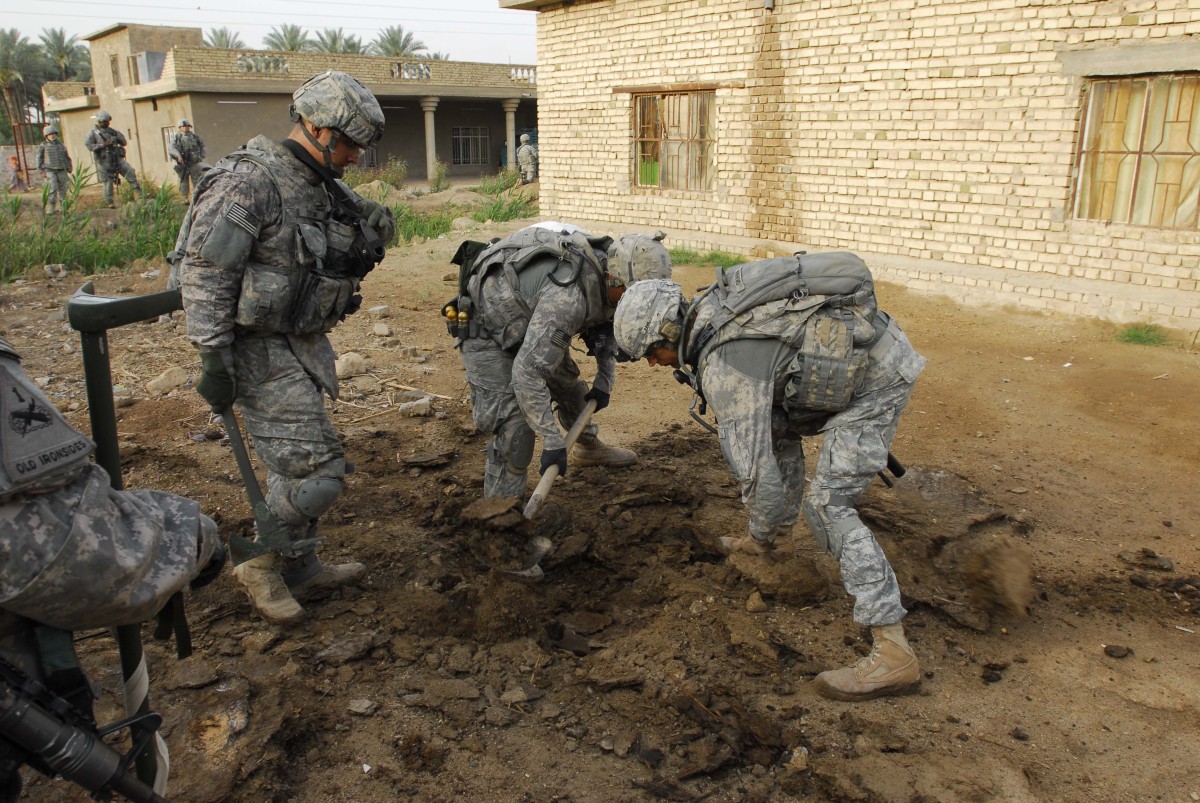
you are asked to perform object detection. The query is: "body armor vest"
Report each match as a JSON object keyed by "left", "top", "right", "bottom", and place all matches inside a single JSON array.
[
  {"left": 86, "top": 127, "right": 124, "bottom": 167},
  {"left": 38, "top": 141, "right": 71, "bottom": 171},
  {"left": 172, "top": 132, "right": 203, "bottom": 164}
]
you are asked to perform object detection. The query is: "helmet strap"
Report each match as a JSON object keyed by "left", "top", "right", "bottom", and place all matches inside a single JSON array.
[{"left": 298, "top": 122, "right": 337, "bottom": 173}]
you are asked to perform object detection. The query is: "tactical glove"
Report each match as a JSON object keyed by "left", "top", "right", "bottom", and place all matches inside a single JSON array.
[
  {"left": 358, "top": 198, "right": 395, "bottom": 243},
  {"left": 196, "top": 349, "right": 236, "bottom": 413},
  {"left": 583, "top": 387, "right": 610, "bottom": 413},
  {"left": 539, "top": 447, "right": 568, "bottom": 478}
]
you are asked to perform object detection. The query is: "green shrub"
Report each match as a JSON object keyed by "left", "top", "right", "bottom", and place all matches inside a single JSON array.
[
  {"left": 471, "top": 192, "right": 537, "bottom": 223},
  {"left": 0, "top": 176, "right": 185, "bottom": 282},
  {"left": 344, "top": 155, "right": 407, "bottom": 190},
  {"left": 1116, "top": 323, "right": 1168, "bottom": 346},
  {"left": 429, "top": 159, "right": 449, "bottom": 193},
  {"left": 668, "top": 247, "right": 744, "bottom": 268},
  {"left": 389, "top": 203, "right": 455, "bottom": 242},
  {"left": 477, "top": 168, "right": 521, "bottom": 196}
]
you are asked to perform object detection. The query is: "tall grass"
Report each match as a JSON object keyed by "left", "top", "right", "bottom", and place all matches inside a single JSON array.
[
  {"left": 389, "top": 203, "right": 455, "bottom": 242},
  {"left": 0, "top": 168, "right": 186, "bottom": 282},
  {"left": 344, "top": 155, "right": 408, "bottom": 190},
  {"left": 429, "top": 159, "right": 450, "bottom": 193},
  {"left": 471, "top": 192, "right": 537, "bottom": 223},
  {"left": 476, "top": 168, "right": 522, "bottom": 196}
]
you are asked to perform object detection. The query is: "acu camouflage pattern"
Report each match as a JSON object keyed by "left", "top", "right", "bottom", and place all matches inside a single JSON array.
[
  {"left": 36, "top": 136, "right": 73, "bottom": 210},
  {"left": 516, "top": 140, "right": 538, "bottom": 183},
  {"left": 180, "top": 133, "right": 369, "bottom": 551},
  {"left": 461, "top": 227, "right": 616, "bottom": 497},
  {"left": 169, "top": 129, "right": 206, "bottom": 196},
  {"left": 0, "top": 342, "right": 217, "bottom": 631},
  {"left": 83, "top": 125, "right": 141, "bottom": 203},
  {"left": 693, "top": 288, "right": 926, "bottom": 627}
]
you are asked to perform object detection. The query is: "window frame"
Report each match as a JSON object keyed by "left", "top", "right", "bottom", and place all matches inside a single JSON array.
[
  {"left": 1070, "top": 72, "right": 1200, "bottom": 230},
  {"left": 632, "top": 90, "right": 715, "bottom": 193},
  {"left": 450, "top": 126, "right": 490, "bottom": 166}
]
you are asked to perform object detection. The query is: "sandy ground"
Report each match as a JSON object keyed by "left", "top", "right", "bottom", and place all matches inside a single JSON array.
[{"left": 3, "top": 211, "right": 1199, "bottom": 802}]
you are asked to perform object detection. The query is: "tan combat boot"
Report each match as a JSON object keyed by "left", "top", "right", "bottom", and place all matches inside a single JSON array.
[
  {"left": 572, "top": 435, "right": 637, "bottom": 467},
  {"left": 232, "top": 554, "right": 304, "bottom": 626},
  {"left": 283, "top": 553, "right": 365, "bottom": 600},
  {"left": 718, "top": 535, "right": 785, "bottom": 563},
  {"left": 813, "top": 623, "right": 920, "bottom": 702}
]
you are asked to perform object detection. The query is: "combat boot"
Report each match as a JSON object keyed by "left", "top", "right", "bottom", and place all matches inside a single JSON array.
[
  {"left": 813, "top": 623, "right": 920, "bottom": 702},
  {"left": 282, "top": 552, "right": 365, "bottom": 600},
  {"left": 718, "top": 535, "right": 785, "bottom": 563},
  {"left": 232, "top": 554, "right": 304, "bottom": 626},
  {"left": 572, "top": 435, "right": 637, "bottom": 467}
]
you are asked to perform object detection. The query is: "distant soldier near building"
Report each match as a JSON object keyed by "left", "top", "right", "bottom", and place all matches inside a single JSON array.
[
  {"left": 84, "top": 110, "right": 144, "bottom": 208},
  {"left": 516, "top": 133, "right": 538, "bottom": 184},
  {"left": 36, "top": 124, "right": 73, "bottom": 215},
  {"left": 169, "top": 119, "right": 206, "bottom": 199}
]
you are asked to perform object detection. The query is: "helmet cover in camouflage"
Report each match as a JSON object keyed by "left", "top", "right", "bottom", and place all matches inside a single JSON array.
[
  {"left": 520, "top": 133, "right": 530, "bottom": 143},
  {"left": 291, "top": 70, "right": 385, "bottom": 148},
  {"left": 613, "top": 279, "right": 685, "bottom": 359},
  {"left": 96, "top": 110, "right": 112, "bottom": 123},
  {"left": 608, "top": 230, "right": 671, "bottom": 286},
  {"left": 43, "top": 124, "right": 59, "bottom": 137},
  {"left": 178, "top": 118, "right": 191, "bottom": 127}
]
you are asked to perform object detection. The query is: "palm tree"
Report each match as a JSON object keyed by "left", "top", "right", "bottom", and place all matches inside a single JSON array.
[
  {"left": 312, "top": 28, "right": 365, "bottom": 55},
  {"left": 39, "top": 28, "right": 89, "bottom": 81},
  {"left": 370, "top": 25, "right": 427, "bottom": 58},
  {"left": 263, "top": 24, "right": 311, "bottom": 53},
  {"left": 204, "top": 27, "right": 246, "bottom": 49},
  {"left": 0, "top": 29, "right": 39, "bottom": 137},
  {"left": 426, "top": 52, "right": 450, "bottom": 61}
]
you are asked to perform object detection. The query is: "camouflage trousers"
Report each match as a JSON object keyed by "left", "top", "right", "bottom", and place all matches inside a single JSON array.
[
  {"left": 43, "top": 170, "right": 70, "bottom": 209},
  {"left": 177, "top": 162, "right": 204, "bottom": 199},
  {"left": 801, "top": 327, "right": 925, "bottom": 627},
  {"left": 232, "top": 335, "right": 347, "bottom": 548},
  {"left": 461, "top": 337, "right": 598, "bottom": 499},
  {"left": 98, "top": 159, "right": 141, "bottom": 203}
]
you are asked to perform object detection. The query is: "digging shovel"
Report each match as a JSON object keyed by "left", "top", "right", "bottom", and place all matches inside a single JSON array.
[
  {"left": 221, "top": 409, "right": 321, "bottom": 565},
  {"left": 522, "top": 399, "right": 598, "bottom": 520}
]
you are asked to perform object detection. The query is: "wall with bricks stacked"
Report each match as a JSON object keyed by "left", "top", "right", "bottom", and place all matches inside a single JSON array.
[{"left": 535, "top": 0, "right": 1200, "bottom": 332}]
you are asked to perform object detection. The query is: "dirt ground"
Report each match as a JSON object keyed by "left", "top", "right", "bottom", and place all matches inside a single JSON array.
[{"left": 4, "top": 213, "right": 1199, "bottom": 803}]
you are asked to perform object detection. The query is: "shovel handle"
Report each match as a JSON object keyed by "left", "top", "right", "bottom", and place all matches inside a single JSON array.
[{"left": 523, "top": 399, "right": 598, "bottom": 520}]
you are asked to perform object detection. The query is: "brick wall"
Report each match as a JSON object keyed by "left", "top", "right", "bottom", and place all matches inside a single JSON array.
[{"left": 535, "top": 0, "right": 1200, "bottom": 332}]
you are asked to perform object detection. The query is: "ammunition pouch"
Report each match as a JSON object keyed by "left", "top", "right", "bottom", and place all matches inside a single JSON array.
[
  {"left": 291, "top": 272, "right": 359, "bottom": 334},
  {"left": 782, "top": 309, "right": 871, "bottom": 414},
  {"left": 233, "top": 265, "right": 297, "bottom": 332},
  {"left": 324, "top": 217, "right": 385, "bottom": 281}
]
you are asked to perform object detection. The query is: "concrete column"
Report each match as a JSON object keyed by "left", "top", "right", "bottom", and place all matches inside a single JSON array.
[
  {"left": 502, "top": 98, "right": 520, "bottom": 171},
  {"left": 420, "top": 96, "right": 440, "bottom": 180}
]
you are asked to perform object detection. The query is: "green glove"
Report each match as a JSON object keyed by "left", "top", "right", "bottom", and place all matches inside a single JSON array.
[
  {"left": 196, "top": 349, "right": 236, "bottom": 412},
  {"left": 358, "top": 198, "right": 395, "bottom": 243}
]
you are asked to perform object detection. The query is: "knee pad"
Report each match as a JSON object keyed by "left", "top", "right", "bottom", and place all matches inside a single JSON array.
[
  {"left": 802, "top": 493, "right": 858, "bottom": 559},
  {"left": 292, "top": 477, "right": 344, "bottom": 518},
  {"left": 493, "top": 421, "right": 534, "bottom": 474}
]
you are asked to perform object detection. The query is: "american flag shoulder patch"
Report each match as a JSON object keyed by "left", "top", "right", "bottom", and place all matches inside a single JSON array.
[
  {"left": 224, "top": 201, "right": 260, "bottom": 236},
  {"left": 550, "top": 329, "right": 571, "bottom": 350}
]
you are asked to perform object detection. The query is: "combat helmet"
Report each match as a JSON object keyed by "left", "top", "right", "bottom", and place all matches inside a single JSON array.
[
  {"left": 290, "top": 70, "right": 384, "bottom": 149},
  {"left": 520, "top": 133, "right": 530, "bottom": 144},
  {"left": 608, "top": 230, "right": 671, "bottom": 287},
  {"left": 43, "top": 124, "right": 59, "bottom": 137},
  {"left": 95, "top": 110, "right": 112, "bottom": 123},
  {"left": 613, "top": 279, "right": 685, "bottom": 361},
  {"left": 178, "top": 118, "right": 191, "bottom": 127}
]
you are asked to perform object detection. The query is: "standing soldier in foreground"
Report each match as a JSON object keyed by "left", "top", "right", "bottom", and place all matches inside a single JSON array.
[
  {"left": 178, "top": 71, "right": 394, "bottom": 626},
  {"left": 613, "top": 256, "right": 926, "bottom": 702},
  {"left": 83, "top": 110, "right": 144, "bottom": 208},
  {"left": 168, "top": 119, "right": 206, "bottom": 199},
  {"left": 35, "top": 124, "right": 72, "bottom": 214},
  {"left": 516, "top": 133, "right": 538, "bottom": 184}
]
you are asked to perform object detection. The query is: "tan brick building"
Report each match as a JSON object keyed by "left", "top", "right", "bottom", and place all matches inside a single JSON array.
[
  {"left": 42, "top": 23, "right": 538, "bottom": 189},
  {"left": 503, "top": 0, "right": 1200, "bottom": 332}
]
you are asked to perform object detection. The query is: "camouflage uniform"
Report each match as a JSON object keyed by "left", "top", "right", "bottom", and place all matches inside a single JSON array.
[
  {"left": 516, "top": 135, "right": 538, "bottom": 184},
  {"left": 697, "top": 312, "right": 924, "bottom": 626},
  {"left": 169, "top": 127, "right": 206, "bottom": 197},
  {"left": 179, "top": 133, "right": 392, "bottom": 559},
  {"left": 461, "top": 227, "right": 615, "bottom": 498},
  {"left": 35, "top": 130, "right": 72, "bottom": 213},
  {"left": 83, "top": 121, "right": 143, "bottom": 205},
  {"left": 0, "top": 334, "right": 218, "bottom": 643}
]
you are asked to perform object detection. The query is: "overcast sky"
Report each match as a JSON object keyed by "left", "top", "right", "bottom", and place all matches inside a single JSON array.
[{"left": 10, "top": 0, "right": 538, "bottom": 65}]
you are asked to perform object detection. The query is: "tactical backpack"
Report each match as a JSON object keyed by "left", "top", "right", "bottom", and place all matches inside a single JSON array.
[
  {"left": 445, "top": 227, "right": 613, "bottom": 350},
  {"left": 681, "top": 251, "right": 881, "bottom": 413}
]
